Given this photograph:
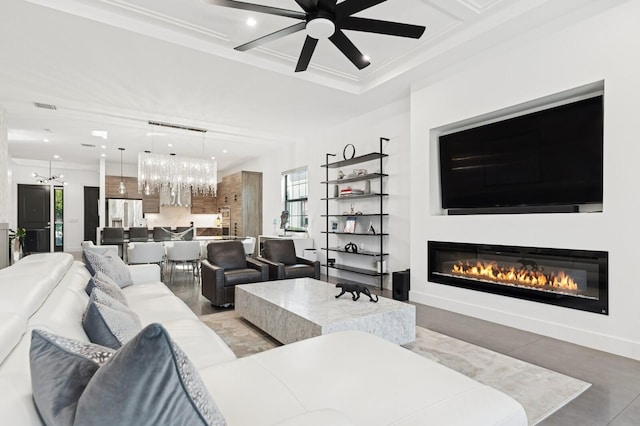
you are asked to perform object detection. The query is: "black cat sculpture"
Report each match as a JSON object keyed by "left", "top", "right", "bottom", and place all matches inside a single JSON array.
[{"left": 335, "top": 283, "right": 379, "bottom": 302}]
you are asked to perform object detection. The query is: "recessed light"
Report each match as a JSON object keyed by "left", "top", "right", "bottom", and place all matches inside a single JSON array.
[
  {"left": 168, "top": 143, "right": 173, "bottom": 147},
  {"left": 43, "top": 138, "right": 49, "bottom": 143},
  {"left": 211, "top": 156, "right": 216, "bottom": 160},
  {"left": 363, "top": 55, "right": 371, "bottom": 61},
  {"left": 223, "top": 150, "right": 227, "bottom": 153},
  {"left": 101, "top": 145, "right": 107, "bottom": 149},
  {"left": 101, "top": 153, "right": 106, "bottom": 157},
  {"left": 246, "top": 17, "right": 257, "bottom": 27},
  {"left": 53, "top": 154, "right": 60, "bottom": 159},
  {"left": 91, "top": 130, "right": 108, "bottom": 140}
]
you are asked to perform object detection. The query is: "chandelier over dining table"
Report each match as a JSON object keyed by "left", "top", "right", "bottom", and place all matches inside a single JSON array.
[{"left": 137, "top": 152, "right": 217, "bottom": 196}]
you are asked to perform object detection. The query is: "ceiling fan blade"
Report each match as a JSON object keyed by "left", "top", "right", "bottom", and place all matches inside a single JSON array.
[
  {"left": 294, "top": 0, "right": 317, "bottom": 13},
  {"left": 340, "top": 17, "right": 425, "bottom": 38},
  {"left": 204, "top": 0, "right": 305, "bottom": 20},
  {"left": 329, "top": 30, "right": 370, "bottom": 70},
  {"left": 335, "top": 0, "right": 386, "bottom": 20},
  {"left": 235, "top": 22, "right": 306, "bottom": 51},
  {"left": 295, "top": 36, "right": 319, "bottom": 72},
  {"left": 316, "top": 0, "right": 337, "bottom": 13}
]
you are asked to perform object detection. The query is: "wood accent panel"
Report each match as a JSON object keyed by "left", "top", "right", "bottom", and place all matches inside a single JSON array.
[
  {"left": 191, "top": 192, "right": 216, "bottom": 214},
  {"left": 196, "top": 227, "right": 222, "bottom": 237},
  {"left": 142, "top": 191, "right": 160, "bottom": 213},
  {"left": 105, "top": 176, "right": 140, "bottom": 199},
  {"left": 241, "top": 171, "right": 263, "bottom": 240},
  {"left": 106, "top": 175, "right": 159, "bottom": 213},
  {"left": 216, "top": 171, "right": 262, "bottom": 238}
]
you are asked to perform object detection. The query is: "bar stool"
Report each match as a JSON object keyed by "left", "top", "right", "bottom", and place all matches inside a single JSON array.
[
  {"left": 153, "top": 227, "right": 171, "bottom": 242},
  {"left": 101, "top": 227, "right": 125, "bottom": 258},
  {"left": 175, "top": 226, "right": 194, "bottom": 241},
  {"left": 128, "top": 227, "right": 149, "bottom": 242}
]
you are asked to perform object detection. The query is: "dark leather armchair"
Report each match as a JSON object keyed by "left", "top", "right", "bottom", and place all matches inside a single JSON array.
[
  {"left": 201, "top": 241, "right": 268, "bottom": 306},
  {"left": 258, "top": 239, "right": 320, "bottom": 280}
]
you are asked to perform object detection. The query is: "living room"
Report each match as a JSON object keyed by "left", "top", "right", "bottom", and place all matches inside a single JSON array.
[{"left": 1, "top": 0, "right": 640, "bottom": 424}]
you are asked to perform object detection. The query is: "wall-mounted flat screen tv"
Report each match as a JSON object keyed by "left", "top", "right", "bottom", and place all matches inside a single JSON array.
[{"left": 439, "top": 95, "right": 603, "bottom": 211}]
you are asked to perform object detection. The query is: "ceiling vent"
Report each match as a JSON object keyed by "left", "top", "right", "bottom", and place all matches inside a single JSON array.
[
  {"left": 148, "top": 120, "right": 207, "bottom": 133},
  {"left": 33, "top": 102, "right": 57, "bottom": 110},
  {"left": 81, "top": 143, "right": 96, "bottom": 148}
]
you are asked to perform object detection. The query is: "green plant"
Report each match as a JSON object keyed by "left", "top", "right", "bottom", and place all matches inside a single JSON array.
[
  {"left": 9, "top": 228, "right": 27, "bottom": 254},
  {"left": 9, "top": 227, "right": 26, "bottom": 243}
]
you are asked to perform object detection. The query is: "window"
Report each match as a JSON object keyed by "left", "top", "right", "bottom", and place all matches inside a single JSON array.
[
  {"left": 282, "top": 167, "right": 308, "bottom": 231},
  {"left": 54, "top": 186, "right": 64, "bottom": 252}
]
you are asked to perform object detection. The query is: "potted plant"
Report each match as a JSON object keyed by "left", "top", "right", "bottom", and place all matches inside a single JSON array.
[{"left": 9, "top": 228, "right": 27, "bottom": 264}]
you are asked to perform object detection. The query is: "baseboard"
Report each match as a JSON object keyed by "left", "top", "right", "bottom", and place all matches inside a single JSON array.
[{"left": 410, "top": 290, "right": 640, "bottom": 361}]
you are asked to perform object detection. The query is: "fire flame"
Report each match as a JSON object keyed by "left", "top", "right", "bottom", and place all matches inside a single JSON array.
[{"left": 452, "top": 261, "right": 578, "bottom": 291}]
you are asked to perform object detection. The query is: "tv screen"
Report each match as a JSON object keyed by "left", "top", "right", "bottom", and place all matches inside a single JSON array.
[{"left": 439, "top": 95, "right": 603, "bottom": 211}]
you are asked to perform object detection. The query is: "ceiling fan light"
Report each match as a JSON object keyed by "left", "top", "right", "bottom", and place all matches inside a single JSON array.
[{"left": 306, "top": 18, "right": 335, "bottom": 39}]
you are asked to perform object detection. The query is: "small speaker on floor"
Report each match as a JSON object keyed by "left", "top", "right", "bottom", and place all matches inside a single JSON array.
[{"left": 392, "top": 269, "right": 410, "bottom": 301}]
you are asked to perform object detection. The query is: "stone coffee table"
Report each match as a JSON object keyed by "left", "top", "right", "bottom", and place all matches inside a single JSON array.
[{"left": 235, "top": 278, "right": 416, "bottom": 345}]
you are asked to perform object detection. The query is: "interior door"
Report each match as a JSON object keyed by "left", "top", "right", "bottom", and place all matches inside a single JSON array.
[
  {"left": 84, "top": 186, "right": 100, "bottom": 244},
  {"left": 18, "top": 184, "right": 51, "bottom": 253}
]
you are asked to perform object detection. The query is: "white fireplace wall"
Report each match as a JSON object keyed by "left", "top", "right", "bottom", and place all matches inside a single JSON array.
[{"left": 410, "top": 1, "right": 640, "bottom": 360}]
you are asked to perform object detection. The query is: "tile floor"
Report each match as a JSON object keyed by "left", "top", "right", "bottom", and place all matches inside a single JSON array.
[{"left": 162, "top": 269, "right": 640, "bottom": 425}]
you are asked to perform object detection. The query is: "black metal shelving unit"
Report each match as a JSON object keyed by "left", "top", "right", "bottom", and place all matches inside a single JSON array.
[{"left": 321, "top": 137, "right": 389, "bottom": 290}]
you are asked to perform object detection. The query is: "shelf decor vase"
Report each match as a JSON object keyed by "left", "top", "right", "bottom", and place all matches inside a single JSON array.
[{"left": 12, "top": 239, "right": 23, "bottom": 264}]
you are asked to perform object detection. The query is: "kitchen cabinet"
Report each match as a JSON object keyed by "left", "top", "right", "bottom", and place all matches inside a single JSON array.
[
  {"left": 216, "top": 171, "right": 262, "bottom": 238},
  {"left": 191, "top": 192, "right": 216, "bottom": 214},
  {"left": 105, "top": 176, "right": 138, "bottom": 199}
]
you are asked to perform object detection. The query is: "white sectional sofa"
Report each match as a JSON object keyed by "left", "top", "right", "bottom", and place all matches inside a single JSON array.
[{"left": 0, "top": 253, "right": 527, "bottom": 425}]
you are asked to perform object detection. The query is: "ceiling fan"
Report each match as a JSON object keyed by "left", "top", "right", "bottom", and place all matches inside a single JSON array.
[{"left": 205, "top": 0, "right": 426, "bottom": 72}]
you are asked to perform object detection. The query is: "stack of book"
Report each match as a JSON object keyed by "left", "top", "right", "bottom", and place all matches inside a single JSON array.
[{"left": 339, "top": 187, "right": 364, "bottom": 197}]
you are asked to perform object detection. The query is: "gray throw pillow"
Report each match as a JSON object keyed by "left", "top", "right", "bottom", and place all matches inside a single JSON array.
[
  {"left": 85, "top": 271, "right": 128, "bottom": 306},
  {"left": 82, "top": 251, "right": 96, "bottom": 276},
  {"left": 82, "top": 288, "right": 141, "bottom": 349},
  {"left": 75, "top": 323, "right": 227, "bottom": 426},
  {"left": 83, "top": 249, "right": 133, "bottom": 288},
  {"left": 30, "top": 329, "right": 115, "bottom": 426}
]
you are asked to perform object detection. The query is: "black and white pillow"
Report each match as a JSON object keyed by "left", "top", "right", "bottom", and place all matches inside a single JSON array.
[
  {"left": 83, "top": 249, "right": 133, "bottom": 288},
  {"left": 85, "top": 271, "right": 128, "bottom": 306},
  {"left": 82, "top": 288, "right": 141, "bottom": 349},
  {"left": 75, "top": 323, "right": 227, "bottom": 426},
  {"left": 30, "top": 329, "right": 115, "bottom": 426}
]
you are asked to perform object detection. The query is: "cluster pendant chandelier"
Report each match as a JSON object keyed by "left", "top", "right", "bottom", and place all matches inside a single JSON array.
[
  {"left": 137, "top": 126, "right": 217, "bottom": 196},
  {"left": 32, "top": 161, "right": 67, "bottom": 186},
  {"left": 137, "top": 153, "right": 217, "bottom": 195},
  {"left": 118, "top": 147, "right": 126, "bottom": 195}
]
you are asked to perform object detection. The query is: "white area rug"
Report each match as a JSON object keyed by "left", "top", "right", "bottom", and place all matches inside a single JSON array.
[{"left": 200, "top": 311, "right": 590, "bottom": 425}]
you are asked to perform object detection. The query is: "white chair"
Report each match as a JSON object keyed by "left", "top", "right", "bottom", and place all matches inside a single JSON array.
[
  {"left": 242, "top": 236, "right": 256, "bottom": 257},
  {"left": 165, "top": 241, "right": 201, "bottom": 281},
  {"left": 81, "top": 241, "right": 119, "bottom": 256},
  {"left": 127, "top": 242, "right": 164, "bottom": 267}
]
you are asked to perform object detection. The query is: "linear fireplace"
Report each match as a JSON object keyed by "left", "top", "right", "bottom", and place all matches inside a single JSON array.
[{"left": 428, "top": 241, "right": 608, "bottom": 315}]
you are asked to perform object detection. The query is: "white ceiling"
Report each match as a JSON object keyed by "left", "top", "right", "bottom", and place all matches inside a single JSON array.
[{"left": 0, "top": 0, "right": 622, "bottom": 172}]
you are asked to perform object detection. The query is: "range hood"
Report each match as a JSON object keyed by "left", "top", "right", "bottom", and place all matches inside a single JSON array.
[{"left": 160, "top": 186, "right": 191, "bottom": 207}]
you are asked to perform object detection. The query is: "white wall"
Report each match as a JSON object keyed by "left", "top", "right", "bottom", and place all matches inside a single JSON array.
[
  {"left": 410, "top": 1, "right": 640, "bottom": 359},
  {"left": 9, "top": 159, "right": 100, "bottom": 253},
  {"left": 0, "top": 107, "right": 9, "bottom": 223}
]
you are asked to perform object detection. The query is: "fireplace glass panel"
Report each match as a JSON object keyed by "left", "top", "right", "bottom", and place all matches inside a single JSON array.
[{"left": 428, "top": 241, "right": 608, "bottom": 314}]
